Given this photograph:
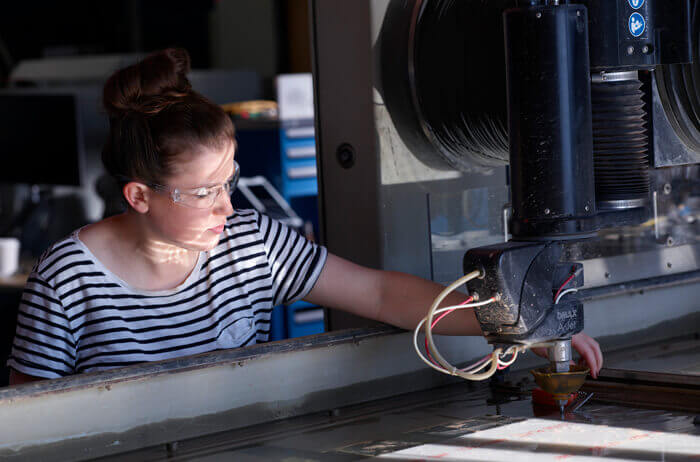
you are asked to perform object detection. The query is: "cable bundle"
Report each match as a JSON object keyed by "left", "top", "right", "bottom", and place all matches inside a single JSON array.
[{"left": 413, "top": 270, "right": 527, "bottom": 381}]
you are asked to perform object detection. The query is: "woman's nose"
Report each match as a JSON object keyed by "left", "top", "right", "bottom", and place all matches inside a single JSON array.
[{"left": 214, "top": 189, "right": 235, "bottom": 216}]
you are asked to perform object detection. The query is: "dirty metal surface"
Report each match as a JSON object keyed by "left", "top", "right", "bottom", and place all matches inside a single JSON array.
[
  {"left": 79, "top": 375, "right": 700, "bottom": 462},
  {"left": 4, "top": 338, "right": 698, "bottom": 461},
  {"left": 87, "top": 336, "right": 700, "bottom": 461}
]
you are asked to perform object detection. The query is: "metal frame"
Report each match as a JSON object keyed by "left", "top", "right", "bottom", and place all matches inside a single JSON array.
[
  {"left": 0, "top": 327, "right": 495, "bottom": 459},
  {"left": 311, "top": 1, "right": 379, "bottom": 267},
  {"left": 582, "top": 368, "right": 700, "bottom": 412},
  {"left": 311, "top": 0, "right": 386, "bottom": 330}
]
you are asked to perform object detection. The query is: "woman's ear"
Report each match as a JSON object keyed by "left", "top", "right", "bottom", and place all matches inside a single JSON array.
[{"left": 122, "top": 182, "right": 151, "bottom": 214}]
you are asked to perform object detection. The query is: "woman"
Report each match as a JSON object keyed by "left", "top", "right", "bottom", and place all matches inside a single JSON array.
[{"left": 8, "top": 49, "right": 602, "bottom": 384}]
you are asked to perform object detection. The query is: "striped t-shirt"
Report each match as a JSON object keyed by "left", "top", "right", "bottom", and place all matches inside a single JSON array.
[{"left": 7, "top": 209, "right": 327, "bottom": 379}]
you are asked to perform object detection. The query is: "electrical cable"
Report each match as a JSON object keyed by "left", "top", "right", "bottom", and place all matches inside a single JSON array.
[
  {"left": 555, "top": 288, "right": 579, "bottom": 305},
  {"left": 424, "top": 296, "right": 474, "bottom": 364},
  {"left": 414, "top": 269, "right": 533, "bottom": 380},
  {"left": 413, "top": 301, "right": 500, "bottom": 377},
  {"left": 554, "top": 271, "right": 577, "bottom": 303},
  {"left": 419, "top": 305, "right": 524, "bottom": 373},
  {"left": 497, "top": 345, "right": 521, "bottom": 370},
  {"left": 423, "top": 270, "right": 483, "bottom": 373},
  {"left": 415, "top": 269, "right": 522, "bottom": 380}
]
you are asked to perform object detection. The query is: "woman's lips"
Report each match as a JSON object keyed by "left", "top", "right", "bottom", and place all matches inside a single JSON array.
[{"left": 210, "top": 224, "right": 225, "bottom": 234}]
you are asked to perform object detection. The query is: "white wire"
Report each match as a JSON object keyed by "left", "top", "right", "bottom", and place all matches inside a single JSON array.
[
  {"left": 420, "top": 269, "right": 507, "bottom": 380},
  {"left": 412, "top": 301, "right": 499, "bottom": 375},
  {"left": 415, "top": 269, "right": 535, "bottom": 380},
  {"left": 502, "top": 345, "right": 518, "bottom": 356},
  {"left": 413, "top": 308, "right": 463, "bottom": 375},
  {"left": 423, "top": 270, "right": 482, "bottom": 371},
  {"left": 413, "top": 307, "right": 527, "bottom": 376},
  {"left": 413, "top": 307, "right": 501, "bottom": 376},
  {"left": 555, "top": 288, "right": 579, "bottom": 305},
  {"left": 461, "top": 354, "right": 494, "bottom": 373},
  {"left": 424, "top": 313, "right": 502, "bottom": 380},
  {"left": 497, "top": 348, "right": 522, "bottom": 367},
  {"left": 463, "top": 349, "right": 501, "bottom": 380}
]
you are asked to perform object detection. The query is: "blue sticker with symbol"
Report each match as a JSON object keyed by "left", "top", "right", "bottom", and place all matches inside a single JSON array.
[
  {"left": 628, "top": 0, "right": 645, "bottom": 9},
  {"left": 629, "top": 13, "right": 645, "bottom": 37}
]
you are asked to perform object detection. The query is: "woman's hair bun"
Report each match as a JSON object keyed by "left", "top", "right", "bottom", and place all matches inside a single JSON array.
[
  {"left": 103, "top": 48, "right": 193, "bottom": 117},
  {"left": 102, "top": 47, "right": 234, "bottom": 187}
]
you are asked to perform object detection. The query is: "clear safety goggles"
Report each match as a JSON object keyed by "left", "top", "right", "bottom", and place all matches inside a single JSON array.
[{"left": 129, "top": 161, "right": 240, "bottom": 209}]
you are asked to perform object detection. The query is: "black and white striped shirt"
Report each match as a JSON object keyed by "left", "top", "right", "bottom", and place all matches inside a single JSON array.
[{"left": 7, "top": 210, "right": 327, "bottom": 379}]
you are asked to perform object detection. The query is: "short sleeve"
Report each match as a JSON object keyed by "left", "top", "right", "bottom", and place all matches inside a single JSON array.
[
  {"left": 256, "top": 212, "right": 327, "bottom": 306},
  {"left": 7, "top": 271, "right": 76, "bottom": 379}
]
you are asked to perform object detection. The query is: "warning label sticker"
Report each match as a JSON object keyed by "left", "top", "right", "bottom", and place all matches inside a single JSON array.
[{"left": 629, "top": 12, "right": 646, "bottom": 37}]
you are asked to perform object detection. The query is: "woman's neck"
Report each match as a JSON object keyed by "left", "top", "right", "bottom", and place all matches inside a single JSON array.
[
  {"left": 116, "top": 212, "right": 197, "bottom": 264},
  {"left": 80, "top": 212, "right": 201, "bottom": 291}
]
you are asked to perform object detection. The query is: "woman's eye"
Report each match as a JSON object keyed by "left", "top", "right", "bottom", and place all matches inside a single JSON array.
[{"left": 193, "top": 187, "right": 213, "bottom": 198}]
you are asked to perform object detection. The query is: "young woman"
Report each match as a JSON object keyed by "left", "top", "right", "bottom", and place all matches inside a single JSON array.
[{"left": 8, "top": 49, "right": 603, "bottom": 385}]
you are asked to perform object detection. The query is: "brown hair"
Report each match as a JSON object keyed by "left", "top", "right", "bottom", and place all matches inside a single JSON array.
[{"left": 102, "top": 48, "right": 235, "bottom": 186}]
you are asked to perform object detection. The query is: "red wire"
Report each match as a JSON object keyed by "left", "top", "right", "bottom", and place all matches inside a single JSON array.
[
  {"left": 425, "top": 296, "right": 474, "bottom": 366},
  {"left": 554, "top": 271, "right": 576, "bottom": 303},
  {"left": 497, "top": 349, "right": 518, "bottom": 370}
]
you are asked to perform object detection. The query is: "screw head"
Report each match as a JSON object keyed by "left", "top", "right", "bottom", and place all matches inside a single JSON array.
[
  {"left": 667, "top": 262, "right": 673, "bottom": 269},
  {"left": 627, "top": 46, "right": 635, "bottom": 55},
  {"left": 585, "top": 205, "right": 590, "bottom": 212},
  {"left": 336, "top": 143, "right": 355, "bottom": 169},
  {"left": 642, "top": 45, "right": 650, "bottom": 54},
  {"left": 536, "top": 12, "right": 542, "bottom": 18},
  {"left": 663, "top": 183, "right": 672, "bottom": 195},
  {"left": 544, "top": 208, "right": 551, "bottom": 215}
]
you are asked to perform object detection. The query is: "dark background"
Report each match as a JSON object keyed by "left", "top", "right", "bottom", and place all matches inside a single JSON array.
[{"left": 0, "top": 0, "right": 313, "bottom": 92}]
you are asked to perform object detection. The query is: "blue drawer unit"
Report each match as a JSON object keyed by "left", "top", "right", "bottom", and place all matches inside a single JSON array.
[
  {"left": 279, "top": 122, "right": 317, "bottom": 199},
  {"left": 285, "top": 300, "right": 325, "bottom": 338},
  {"left": 268, "top": 304, "right": 287, "bottom": 341}
]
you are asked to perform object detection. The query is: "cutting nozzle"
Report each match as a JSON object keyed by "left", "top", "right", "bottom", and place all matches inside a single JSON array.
[{"left": 530, "top": 364, "right": 590, "bottom": 409}]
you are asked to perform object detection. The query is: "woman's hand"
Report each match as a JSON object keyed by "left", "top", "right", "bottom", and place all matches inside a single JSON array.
[
  {"left": 530, "top": 333, "right": 603, "bottom": 378},
  {"left": 571, "top": 333, "right": 603, "bottom": 378}
]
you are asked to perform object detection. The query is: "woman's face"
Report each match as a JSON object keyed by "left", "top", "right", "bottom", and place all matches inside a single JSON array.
[{"left": 144, "top": 141, "right": 236, "bottom": 252}]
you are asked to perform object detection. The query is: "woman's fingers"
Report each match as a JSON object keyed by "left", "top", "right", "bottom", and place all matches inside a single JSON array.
[
  {"left": 594, "top": 337, "right": 604, "bottom": 372},
  {"left": 572, "top": 333, "right": 603, "bottom": 378},
  {"left": 527, "top": 335, "right": 604, "bottom": 378},
  {"left": 530, "top": 346, "right": 548, "bottom": 358}
]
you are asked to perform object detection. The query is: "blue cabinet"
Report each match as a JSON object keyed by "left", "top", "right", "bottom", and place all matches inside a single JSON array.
[
  {"left": 234, "top": 119, "right": 317, "bottom": 205},
  {"left": 285, "top": 300, "right": 325, "bottom": 338},
  {"left": 279, "top": 122, "right": 317, "bottom": 199},
  {"left": 278, "top": 122, "right": 324, "bottom": 339},
  {"left": 268, "top": 301, "right": 324, "bottom": 341}
]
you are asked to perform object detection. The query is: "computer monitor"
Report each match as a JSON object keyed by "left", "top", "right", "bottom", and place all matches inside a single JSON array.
[{"left": 0, "top": 92, "right": 83, "bottom": 186}]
